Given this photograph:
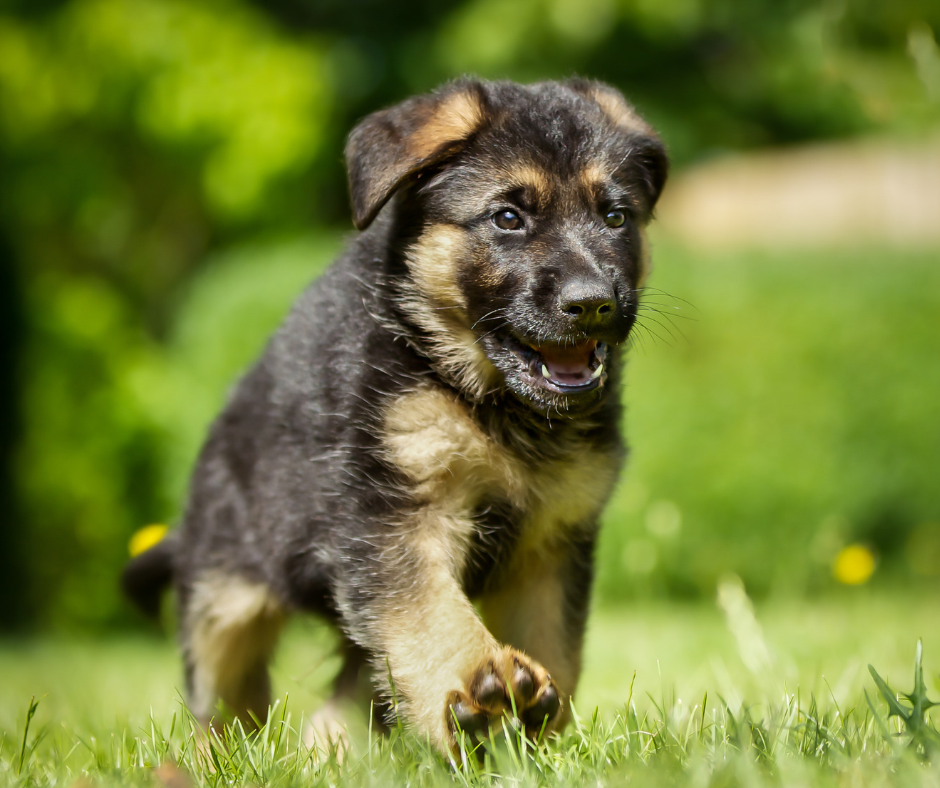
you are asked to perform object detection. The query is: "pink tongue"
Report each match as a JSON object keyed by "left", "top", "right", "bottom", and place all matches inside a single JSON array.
[{"left": 538, "top": 341, "right": 596, "bottom": 381}]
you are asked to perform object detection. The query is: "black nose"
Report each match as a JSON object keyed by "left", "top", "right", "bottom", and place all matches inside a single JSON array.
[{"left": 559, "top": 279, "right": 616, "bottom": 326}]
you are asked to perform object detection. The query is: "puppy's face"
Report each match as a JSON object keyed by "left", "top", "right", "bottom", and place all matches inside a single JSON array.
[{"left": 346, "top": 80, "right": 667, "bottom": 416}]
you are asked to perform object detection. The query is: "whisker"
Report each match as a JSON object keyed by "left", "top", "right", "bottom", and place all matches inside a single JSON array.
[
  {"left": 631, "top": 315, "right": 677, "bottom": 347},
  {"left": 637, "top": 286, "right": 698, "bottom": 312},
  {"left": 471, "top": 307, "right": 509, "bottom": 331},
  {"left": 472, "top": 320, "right": 512, "bottom": 346}
]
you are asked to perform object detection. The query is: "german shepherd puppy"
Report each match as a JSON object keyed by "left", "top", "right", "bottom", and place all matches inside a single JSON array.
[{"left": 122, "top": 77, "right": 667, "bottom": 756}]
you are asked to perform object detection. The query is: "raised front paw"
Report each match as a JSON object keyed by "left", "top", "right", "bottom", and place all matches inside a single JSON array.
[{"left": 445, "top": 647, "right": 561, "bottom": 749}]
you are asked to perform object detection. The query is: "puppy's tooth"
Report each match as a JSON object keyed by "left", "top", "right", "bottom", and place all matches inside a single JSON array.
[
  {"left": 541, "top": 364, "right": 552, "bottom": 379},
  {"left": 591, "top": 364, "right": 604, "bottom": 380}
]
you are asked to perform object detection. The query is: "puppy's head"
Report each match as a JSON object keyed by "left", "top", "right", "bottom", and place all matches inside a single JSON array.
[{"left": 346, "top": 78, "right": 667, "bottom": 417}]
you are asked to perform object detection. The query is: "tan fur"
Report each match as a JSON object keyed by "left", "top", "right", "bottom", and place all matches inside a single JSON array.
[
  {"left": 303, "top": 701, "right": 352, "bottom": 761},
  {"left": 479, "top": 552, "right": 579, "bottom": 709},
  {"left": 497, "top": 163, "right": 553, "bottom": 210},
  {"left": 383, "top": 385, "right": 525, "bottom": 507},
  {"left": 374, "top": 517, "right": 499, "bottom": 750},
  {"left": 381, "top": 386, "right": 509, "bottom": 744},
  {"left": 591, "top": 87, "right": 653, "bottom": 136},
  {"left": 399, "top": 226, "right": 501, "bottom": 401},
  {"left": 579, "top": 163, "right": 608, "bottom": 194},
  {"left": 524, "top": 450, "right": 620, "bottom": 550},
  {"left": 378, "top": 385, "right": 620, "bottom": 746},
  {"left": 580, "top": 163, "right": 651, "bottom": 226},
  {"left": 406, "top": 224, "right": 468, "bottom": 310},
  {"left": 187, "top": 573, "right": 286, "bottom": 724},
  {"left": 409, "top": 90, "right": 485, "bottom": 163},
  {"left": 579, "top": 161, "right": 654, "bottom": 286},
  {"left": 383, "top": 385, "right": 618, "bottom": 541}
]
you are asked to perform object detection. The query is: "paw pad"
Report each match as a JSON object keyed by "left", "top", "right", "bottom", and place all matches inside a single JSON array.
[{"left": 446, "top": 648, "right": 562, "bottom": 749}]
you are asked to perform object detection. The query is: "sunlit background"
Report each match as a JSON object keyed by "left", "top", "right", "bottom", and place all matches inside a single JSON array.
[{"left": 0, "top": 0, "right": 938, "bottom": 637}]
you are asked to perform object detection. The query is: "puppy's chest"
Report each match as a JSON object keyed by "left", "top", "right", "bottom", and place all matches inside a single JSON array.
[{"left": 381, "top": 387, "right": 620, "bottom": 549}]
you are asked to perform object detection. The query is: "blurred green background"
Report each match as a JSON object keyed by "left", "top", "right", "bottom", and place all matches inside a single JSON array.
[{"left": 0, "top": 0, "right": 938, "bottom": 632}]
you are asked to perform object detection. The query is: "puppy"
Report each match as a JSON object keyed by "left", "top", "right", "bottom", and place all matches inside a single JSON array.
[{"left": 122, "top": 77, "right": 667, "bottom": 756}]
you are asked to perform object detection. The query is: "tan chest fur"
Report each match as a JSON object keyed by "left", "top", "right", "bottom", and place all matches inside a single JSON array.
[{"left": 381, "top": 385, "right": 620, "bottom": 558}]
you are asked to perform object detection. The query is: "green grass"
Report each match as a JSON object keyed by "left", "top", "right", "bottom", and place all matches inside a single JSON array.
[{"left": 2, "top": 592, "right": 939, "bottom": 786}]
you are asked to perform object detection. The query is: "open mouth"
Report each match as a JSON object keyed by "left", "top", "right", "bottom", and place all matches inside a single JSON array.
[{"left": 505, "top": 336, "right": 609, "bottom": 393}]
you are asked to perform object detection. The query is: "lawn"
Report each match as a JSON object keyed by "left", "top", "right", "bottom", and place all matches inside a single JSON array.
[{"left": 2, "top": 590, "right": 938, "bottom": 786}]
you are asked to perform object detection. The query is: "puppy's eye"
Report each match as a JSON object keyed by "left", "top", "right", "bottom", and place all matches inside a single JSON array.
[
  {"left": 493, "top": 210, "right": 524, "bottom": 231},
  {"left": 604, "top": 209, "right": 627, "bottom": 228}
]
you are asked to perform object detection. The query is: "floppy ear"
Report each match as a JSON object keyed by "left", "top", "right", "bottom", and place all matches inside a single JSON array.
[
  {"left": 628, "top": 135, "right": 669, "bottom": 213},
  {"left": 345, "top": 81, "right": 489, "bottom": 230},
  {"left": 568, "top": 79, "right": 669, "bottom": 212}
]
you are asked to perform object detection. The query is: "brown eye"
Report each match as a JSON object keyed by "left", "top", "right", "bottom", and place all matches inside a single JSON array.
[
  {"left": 493, "top": 210, "right": 524, "bottom": 231},
  {"left": 604, "top": 209, "right": 626, "bottom": 228}
]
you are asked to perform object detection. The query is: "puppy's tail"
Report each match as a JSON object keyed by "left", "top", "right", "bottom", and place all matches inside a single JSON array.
[{"left": 121, "top": 532, "right": 178, "bottom": 620}]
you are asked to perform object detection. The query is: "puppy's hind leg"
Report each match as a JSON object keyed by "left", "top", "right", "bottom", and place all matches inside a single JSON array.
[
  {"left": 180, "top": 572, "right": 286, "bottom": 730},
  {"left": 303, "top": 639, "right": 384, "bottom": 757}
]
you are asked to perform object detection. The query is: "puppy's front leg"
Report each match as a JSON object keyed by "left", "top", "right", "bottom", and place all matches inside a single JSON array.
[
  {"left": 369, "top": 512, "right": 561, "bottom": 754},
  {"left": 479, "top": 532, "right": 597, "bottom": 729}
]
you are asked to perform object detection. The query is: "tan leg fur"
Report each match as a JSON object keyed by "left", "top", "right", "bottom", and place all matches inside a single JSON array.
[
  {"left": 185, "top": 573, "right": 286, "bottom": 728},
  {"left": 479, "top": 551, "right": 582, "bottom": 727}
]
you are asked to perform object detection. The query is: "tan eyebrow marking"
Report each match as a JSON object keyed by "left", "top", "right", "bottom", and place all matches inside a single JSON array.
[
  {"left": 491, "top": 164, "right": 553, "bottom": 211},
  {"left": 579, "top": 161, "right": 645, "bottom": 215},
  {"left": 579, "top": 163, "right": 608, "bottom": 195}
]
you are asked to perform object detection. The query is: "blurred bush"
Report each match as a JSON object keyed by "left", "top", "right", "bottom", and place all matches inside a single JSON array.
[
  {"left": 595, "top": 239, "right": 940, "bottom": 601},
  {"left": 16, "top": 236, "right": 338, "bottom": 628},
  {"left": 0, "top": 0, "right": 938, "bottom": 628}
]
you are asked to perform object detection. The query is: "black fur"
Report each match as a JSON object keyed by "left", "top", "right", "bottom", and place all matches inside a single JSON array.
[
  {"left": 121, "top": 533, "right": 177, "bottom": 619},
  {"left": 122, "top": 77, "right": 667, "bottom": 748}
]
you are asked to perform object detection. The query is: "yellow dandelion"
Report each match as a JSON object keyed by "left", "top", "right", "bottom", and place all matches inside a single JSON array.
[
  {"left": 832, "top": 544, "right": 876, "bottom": 585},
  {"left": 129, "top": 523, "right": 168, "bottom": 557}
]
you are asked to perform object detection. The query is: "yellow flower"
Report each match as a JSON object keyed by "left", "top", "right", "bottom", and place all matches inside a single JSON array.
[
  {"left": 128, "top": 524, "right": 168, "bottom": 557},
  {"left": 832, "top": 544, "right": 876, "bottom": 585}
]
